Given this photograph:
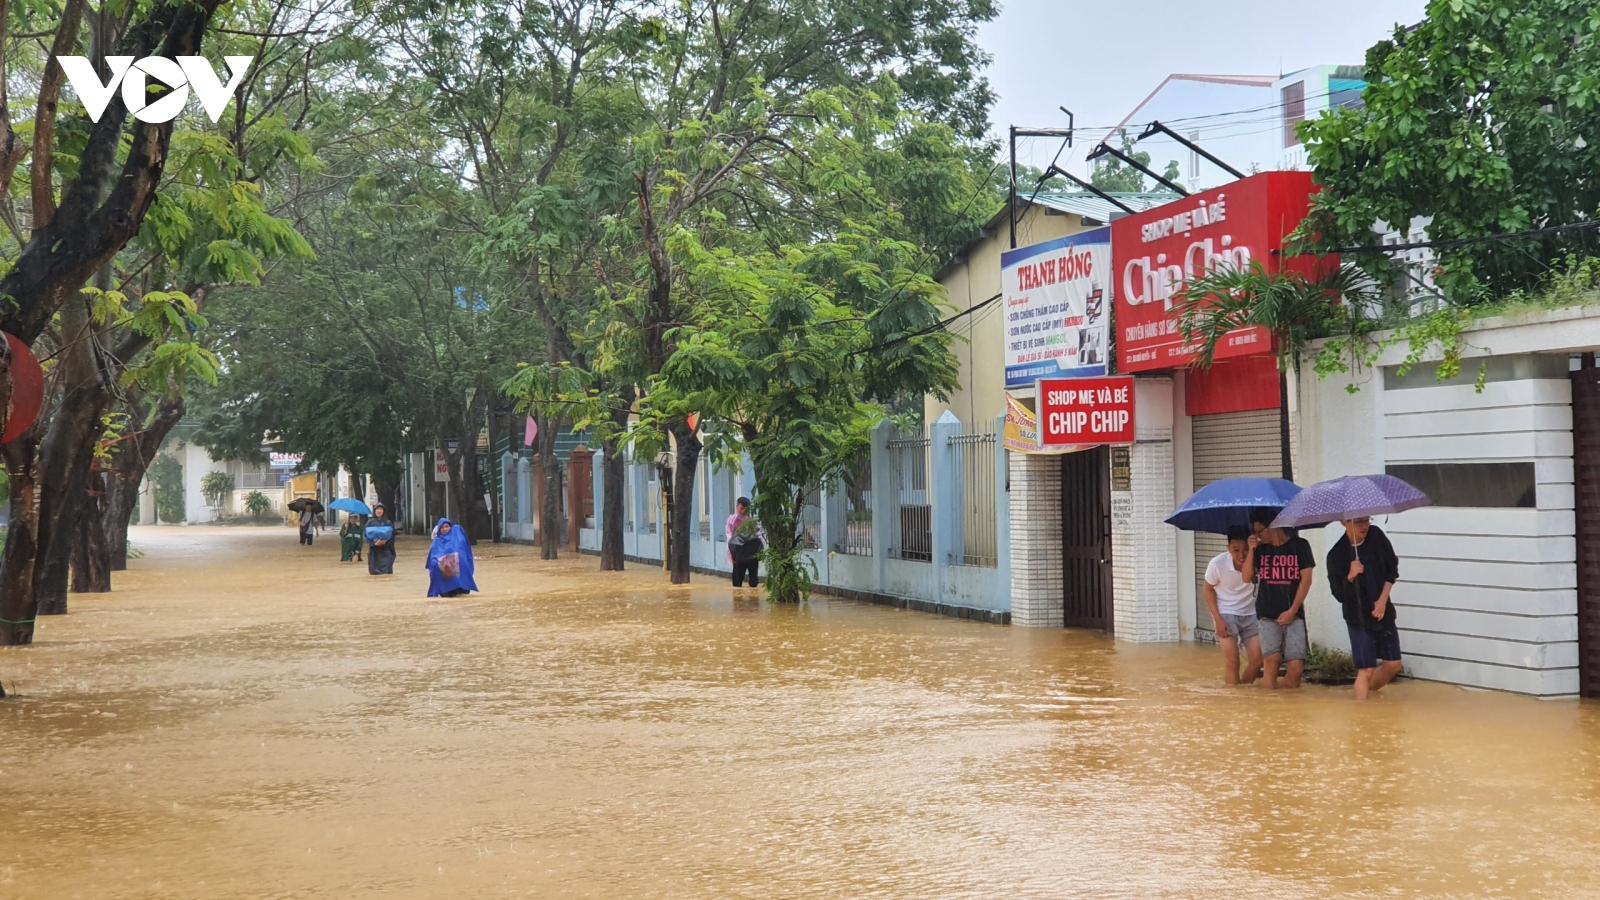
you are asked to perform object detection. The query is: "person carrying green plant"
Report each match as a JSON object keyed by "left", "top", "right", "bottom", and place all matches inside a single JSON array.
[
  {"left": 1326, "top": 517, "right": 1403, "bottom": 700},
  {"left": 726, "top": 497, "right": 763, "bottom": 588}
]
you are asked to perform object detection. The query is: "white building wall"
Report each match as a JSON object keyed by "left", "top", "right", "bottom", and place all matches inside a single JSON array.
[
  {"left": 1302, "top": 307, "right": 1600, "bottom": 697},
  {"left": 1111, "top": 377, "right": 1179, "bottom": 641},
  {"left": 1379, "top": 374, "right": 1577, "bottom": 696},
  {"left": 182, "top": 441, "right": 226, "bottom": 524}
]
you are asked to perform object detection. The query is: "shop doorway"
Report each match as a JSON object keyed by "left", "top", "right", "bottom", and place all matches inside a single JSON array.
[
  {"left": 1571, "top": 366, "right": 1600, "bottom": 698},
  {"left": 1191, "top": 408, "right": 1281, "bottom": 640},
  {"left": 1061, "top": 446, "right": 1113, "bottom": 632}
]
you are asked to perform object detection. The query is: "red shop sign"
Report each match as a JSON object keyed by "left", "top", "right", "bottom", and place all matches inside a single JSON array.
[
  {"left": 1036, "top": 375, "right": 1135, "bottom": 447},
  {"left": 1112, "top": 171, "right": 1327, "bottom": 374}
]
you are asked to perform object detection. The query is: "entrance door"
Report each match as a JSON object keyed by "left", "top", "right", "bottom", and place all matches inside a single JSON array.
[
  {"left": 1572, "top": 367, "right": 1600, "bottom": 698},
  {"left": 1061, "top": 446, "right": 1113, "bottom": 632}
]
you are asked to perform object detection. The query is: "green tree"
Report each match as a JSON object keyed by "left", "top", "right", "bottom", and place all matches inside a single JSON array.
[
  {"left": 1299, "top": 0, "right": 1600, "bottom": 301},
  {"left": 650, "top": 221, "right": 959, "bottom": 602},
  {"left": 606, "top": 0, "right": 998, "bottom": 584}
]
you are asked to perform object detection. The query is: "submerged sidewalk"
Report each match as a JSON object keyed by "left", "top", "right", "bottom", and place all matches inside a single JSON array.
[{"left": 3, "top": 526, "right": 1599, "bottom": 899}]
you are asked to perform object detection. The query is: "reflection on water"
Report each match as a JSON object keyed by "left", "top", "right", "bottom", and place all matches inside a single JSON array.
[{"left": 3, "top": 526, "right": 1600, "bottom": 898}]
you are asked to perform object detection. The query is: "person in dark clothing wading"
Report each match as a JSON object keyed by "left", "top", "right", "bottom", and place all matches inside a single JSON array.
[
  {"left": 366, "top": 502, "right": 397, "bottom": 575},
  {"left": 1327, "top": 516, "right": 1404, "bottom": 700}
]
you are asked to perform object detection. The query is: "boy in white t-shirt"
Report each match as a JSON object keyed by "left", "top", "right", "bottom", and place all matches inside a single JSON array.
[{"left": 1203, "top": 526, "right": 1263, "bottom": 685}]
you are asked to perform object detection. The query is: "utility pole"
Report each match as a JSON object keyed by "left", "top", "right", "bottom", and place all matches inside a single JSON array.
[{"left": 1009, "top": 109, "right": 1075, "bottom": 249}]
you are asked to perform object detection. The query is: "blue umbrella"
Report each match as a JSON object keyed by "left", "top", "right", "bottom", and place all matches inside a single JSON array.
[
  {"left": 1271, "top": 474, "right": 1430, "bottom": 528},
  {"left": 1166, "top": 477, "right": 1302, "bottom": 534},
  {"left": 328, "top": 497, "right": 372, "bottom": 516}
]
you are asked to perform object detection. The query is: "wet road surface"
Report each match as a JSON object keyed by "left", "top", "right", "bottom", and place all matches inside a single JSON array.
[{"left": 3, "top": 526, "right": 1600, "bottom": 898}]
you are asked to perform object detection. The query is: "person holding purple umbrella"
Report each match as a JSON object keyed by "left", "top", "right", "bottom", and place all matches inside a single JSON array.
[{"left": 1326, "top": 516, "right": 1403, "bottom": 700}]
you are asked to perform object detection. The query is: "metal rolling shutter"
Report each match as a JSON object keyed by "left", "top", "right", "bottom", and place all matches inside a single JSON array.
[{"left": 1191, "top": 409, "right": 1281, "bottom": 636}]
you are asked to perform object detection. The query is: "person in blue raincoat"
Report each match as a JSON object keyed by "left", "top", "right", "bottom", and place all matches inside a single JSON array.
[{"left": 426, "top": 518, "right": 478, "bottom": 597}]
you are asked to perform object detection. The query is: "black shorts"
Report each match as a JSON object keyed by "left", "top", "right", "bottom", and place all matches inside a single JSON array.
[{"left": 1348, "top": 623, "right": 1401, "bottom": 670}]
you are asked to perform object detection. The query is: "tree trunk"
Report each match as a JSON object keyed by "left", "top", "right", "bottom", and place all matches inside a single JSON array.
[
  {"left": 373, "top": 476, "right": 398, "bottom": 521},
  {"left": 1278, "top": 369, "right": 1294, "bottom": 482},
  {"left": 599, "top": 392, "right": 633, "bottom": 572},
  {"left": 667, "top": 420, "right": 700, "bottom": 584},
  {"left": 538, "top": 416, "right": 562, "bottom": 560},
  {"left": 69, "top": 472, "right": 111, "bottom": 593},
  {"left": 105, "top": 395, "right": 184, "bottom": 571},
  {"left": 466, "top": 452, "right": 491, "bottom": 545},
  {"left": 33, "top": 294, "right": 118, "bottom": 615},
  {"left": 0, "top": 433, "right": 40, "bottom": 644}
]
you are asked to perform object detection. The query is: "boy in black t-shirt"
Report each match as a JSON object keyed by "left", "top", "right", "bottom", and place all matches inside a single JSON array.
[{"left": 1242, "top": 507, "right": 1316, "bottom": 689}]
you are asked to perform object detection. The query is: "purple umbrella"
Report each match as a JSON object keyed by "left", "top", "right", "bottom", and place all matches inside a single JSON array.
[{"left": 1270, "top": 474, "right": 1431, "bottom": 528}]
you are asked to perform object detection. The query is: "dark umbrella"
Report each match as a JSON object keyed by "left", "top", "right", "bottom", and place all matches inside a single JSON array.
[
  {"left": 1270, "top": 474, "right": 1431, "bottom": 528},
  {"left": 287, "top": 497, "right": 324, "bottom": 514},
  {"left": 1166, "top": 477, "right": 1301, "bottom": 534}
]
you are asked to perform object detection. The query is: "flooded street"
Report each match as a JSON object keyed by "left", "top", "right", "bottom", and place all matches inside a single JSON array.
[{"left": 3, "top": 528, "right": 1600, "bottom": 898}]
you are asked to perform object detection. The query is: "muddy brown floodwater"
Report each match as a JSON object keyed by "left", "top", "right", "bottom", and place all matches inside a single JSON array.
[{"left": 4, "top": 527, "right": 1600, "bottom": 898}]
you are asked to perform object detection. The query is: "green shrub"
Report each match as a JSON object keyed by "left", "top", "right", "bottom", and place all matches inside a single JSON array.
[
  {"left": 1307, "top": 643, "right": 1356, "bottom": 681},
  {"left": 243, "top": 491, "right": 272, "bottom": 520}
]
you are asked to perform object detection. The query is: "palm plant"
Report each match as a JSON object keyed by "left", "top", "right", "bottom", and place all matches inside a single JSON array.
[
  {"left": 200, "top": 471, "right": 235, "bottom": 516},
  {"left": 243, "top": 491, "right": 272, "bottom": 522},
  {"left": 1171, "top": 261, "right": 1379, "bottom": 482}
]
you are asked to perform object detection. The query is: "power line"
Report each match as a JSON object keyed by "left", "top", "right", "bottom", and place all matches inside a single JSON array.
[{"left": 851, "top": 292, "right": 1002, "bottom": 358}]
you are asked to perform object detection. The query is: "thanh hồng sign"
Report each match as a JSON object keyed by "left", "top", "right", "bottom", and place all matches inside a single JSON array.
[{"left": 1002, "top": 228, "right": 1110, "bottom": 388}]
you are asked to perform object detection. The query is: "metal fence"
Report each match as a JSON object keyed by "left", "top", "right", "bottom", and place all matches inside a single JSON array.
[
  {"left": 697, "top": 458, "right": 712, "bottom": 538},
  {"left": 800, "top": 487, "right": 823, "bottom": 549},
  {"left": 949, "top": 432, "right": 998, "bottom": 567},
  {"left": 834, "top": 452, "right": 872, "bottom": 556},
  {"left": 642, "top": 468, "right": 659, "bottom": 534},
  {"left": 503, "top": 457, "right": 520, "bottom": 525},
  {"left": 887, "top": 437, "right": 931, "bottom": 562}
]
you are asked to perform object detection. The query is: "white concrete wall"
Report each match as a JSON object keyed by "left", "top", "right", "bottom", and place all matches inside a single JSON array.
[
  {"left": 1379, "top": 376, "right": 1576, "bottom": 696},
  {"left": 1301, "top": 305, "right": 1600, "bottom": 697},
  {"left": 182, "top": 441, "right": 227, "bottom": 524}
]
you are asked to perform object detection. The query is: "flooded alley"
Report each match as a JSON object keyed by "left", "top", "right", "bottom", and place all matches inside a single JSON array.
[{"left": 3, "top": 527, "right": 1600, "bottom": 899}]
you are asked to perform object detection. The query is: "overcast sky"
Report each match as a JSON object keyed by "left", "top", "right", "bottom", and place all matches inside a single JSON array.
[{"left": 979, "top": 0, "right": 1430, "bottom": 174}]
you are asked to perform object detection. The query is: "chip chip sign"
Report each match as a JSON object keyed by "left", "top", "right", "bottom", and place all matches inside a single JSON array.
[{"left": 1035, "top": 376, "right": 1136, "bottom": 447}]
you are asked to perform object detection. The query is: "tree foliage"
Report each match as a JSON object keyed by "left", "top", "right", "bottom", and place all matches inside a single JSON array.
[{"left": 1300, "top": 0, "right": 1600, "bottom": 301}]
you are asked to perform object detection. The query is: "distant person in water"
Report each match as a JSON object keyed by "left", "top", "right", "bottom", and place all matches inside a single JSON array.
[
  {"left": 366, "top": 502, "right": 397, "bottom": 575},
  {"left": 339, "top": 515, "right": 364, "bottom": 563},
  {"left": 298, "top": 509, "right": 315, "bottom": 547},
  {"left": 426, "top": 518, "right": 477, "bottom": 598}
]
